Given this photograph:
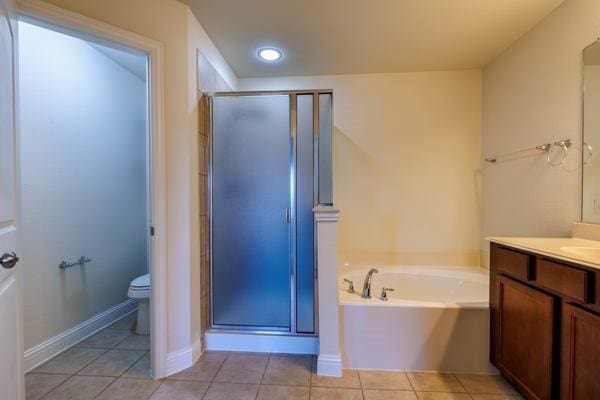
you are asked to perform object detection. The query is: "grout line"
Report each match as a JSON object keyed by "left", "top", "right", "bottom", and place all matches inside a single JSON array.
[
  {"left": 308, "top": 355, "right": 314, "bottom": 388},
  {"left": 253, "top": 354, "right": 270, "bottom": 400},
  {"left": 72, "top": 348, "right": 111, "bottom": 376},
  {"left": 121, "top": 350, "right": 151, "bottom": 379},
  {"left": 35, "top": 374, "right": 73, "bottom": 400},
  {"left": 145, "top": 379, "right": 164, "bottom": 400},
  {"left": 403, "top": 370, "right": 415, "bottom": 391},
  {"left": 110, "top": 332, "right": 135, "bottom": 349},
  {"left": 357, "top": 369, "right": 363, "bottom": 389},
  {"left": 199, "top": 351, "right": 229, "bottom": 400},
  {"left": 25, "top": 371, "right": 74, "bottom": 376},
  {"left": 453, "top": 373, "right": 470, "bottom": 394},
  {"left": 92, "top": 376, "right": 119, "bottom": 399},
  {"left": 75, "top": 349, "right": 148, "bottom": 378}
]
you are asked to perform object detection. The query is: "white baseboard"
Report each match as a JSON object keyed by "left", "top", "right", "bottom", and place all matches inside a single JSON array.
[
  {"left": 165, "top": 334, "right": 203, "bottom": 377},
  {"left": 192, "top": 333, "right": 203, "bottom": 362},
  {"left": 165, "top": 347, "right": 193, "bottom": 376},
  {"left": 317, "top": 354, "right": 342, "bottom": 377},
  {"left": 205, "top": 331, "right": 318, "bottom": 355},
  {"left": 24, "top": 299, "right": 137, "bottom": 372}
]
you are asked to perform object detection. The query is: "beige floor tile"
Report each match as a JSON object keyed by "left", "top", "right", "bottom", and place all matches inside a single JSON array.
[
  {"left": 256, "top": 384, "right": 310, "bottom": 400},
  {"left": 454, "top": 374, "right": 517, "bottom": 395},
  {"left": 310, "top": 387, "right": 363, "bottom": 400},
  {"left": 214, "top": 353, "right": 268, "bottom": 384},
  {"left": 363, "top": 390, "right": 418, "bottom": 400},
  {"left": 203, "top": 382, "right": 259, "bottom": 400},
  {"left": 416, "top": 393, "right": 471, "bottom": 400},
  {"left": 25, "top": 373, "right": 70, "bottom": 400},
  {"left": 149, "top": 380, "right": 209, "bottom": 400},
  {"left": 110, "top": 313, "right": 137, "bottom": 330},
  {"left": 359, "top": 370, "right": 412, "bottom": 390},
  {"left": 407, "top": 372, "right": 465, "bottom": 392},
  {"left": 33, "top": 348, "right": 106, "bottom": 375},
  {"left": 122, "top": 352, "right": 152, "bottom": 379},
  {"left": 96, "top": 377, "right": 161, "bottom": 400},
  {"left": 78, "top": 349, "right": 146, "bottom": 377},
  {"left": 262, "top": 355, "right": 312, "bottom": 386},
  {"left": 168, "top": 351, "right": 227, "bottom": 382},
  {"left": 42, "top": 376, "right": 114, "bottom": 400},
  {"left": 114, "top": 334, "right": 150, "bottom": 351},
  {"left": 470, "top": 395, "right": 524, "bottom": 400},
  {"left": 311, "top": 369, "right": 361, "bottom": 388},
  {"left": 76, "top": 329, "right": 132, "bottom": 349}
]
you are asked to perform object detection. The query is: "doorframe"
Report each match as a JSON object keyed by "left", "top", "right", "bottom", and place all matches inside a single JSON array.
[{"left": 16, "top": 0, "right": 168, "bottom": 378}]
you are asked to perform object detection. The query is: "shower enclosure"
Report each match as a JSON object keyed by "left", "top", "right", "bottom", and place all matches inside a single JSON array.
[{"left": 209, "top": 90, "right": 333, "bottom": 335}]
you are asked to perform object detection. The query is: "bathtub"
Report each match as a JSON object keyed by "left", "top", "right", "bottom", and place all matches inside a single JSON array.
[{"left": 339, "top": 266, "right": 495, "bottom": 373}]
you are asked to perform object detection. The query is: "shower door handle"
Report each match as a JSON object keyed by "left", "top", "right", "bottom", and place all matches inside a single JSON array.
[{"left": 285, "top": 208, "right": 291, "bottom": 224}]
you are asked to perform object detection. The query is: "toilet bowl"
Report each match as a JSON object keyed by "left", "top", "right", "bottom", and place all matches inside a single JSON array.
[{"left": 127, "top": 273, "right": 150, "bottom": 335}]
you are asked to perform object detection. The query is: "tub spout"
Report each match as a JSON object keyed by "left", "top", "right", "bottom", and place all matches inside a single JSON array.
[{"left": 361, "top": 268, "right": 379, "bottom": 298}]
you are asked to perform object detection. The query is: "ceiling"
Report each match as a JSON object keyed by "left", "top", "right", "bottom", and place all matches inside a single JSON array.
[
  {"left": 90, "top": 43, "right": 147, "bottom": 81},
  {"left": 184, "top": 0, "right": 564, "bottom": 78}
]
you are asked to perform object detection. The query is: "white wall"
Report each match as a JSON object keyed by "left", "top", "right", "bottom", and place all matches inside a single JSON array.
[
  {"left": 240, "top": 71, "right": 482, "bottom": 270},
  {"left": 19, "top": 22, "right": 148, "bottom": 349},
  {"left": 481, "top": 0, "right": 600, "bottom": 265}
]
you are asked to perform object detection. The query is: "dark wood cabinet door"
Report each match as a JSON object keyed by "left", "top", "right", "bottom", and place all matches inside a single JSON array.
[
  {"left": 561, "top": 303, "right": 600, "bottom": 400},
  {"left": 497, "top": 275, "right": 554, "bottom": 400}
]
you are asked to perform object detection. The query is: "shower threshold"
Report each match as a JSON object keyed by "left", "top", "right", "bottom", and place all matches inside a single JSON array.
[{"left": 204, "top": 329, "right": 318, "bottom": 354}]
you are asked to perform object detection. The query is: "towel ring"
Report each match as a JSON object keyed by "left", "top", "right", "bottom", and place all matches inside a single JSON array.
[
  {"left": 547, "top": 140, "right": 570, "bottom": 166},
  {"left": 583, "top": 142, "right": 593, "bottom": 165}
]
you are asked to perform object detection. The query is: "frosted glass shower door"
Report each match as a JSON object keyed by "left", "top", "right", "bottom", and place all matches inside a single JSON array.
[{"left": 211, "top": 95, "right": 291, "bottom": 328}]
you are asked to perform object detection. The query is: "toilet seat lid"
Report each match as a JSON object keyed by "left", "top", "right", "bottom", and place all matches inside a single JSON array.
[{"left": 131, "top": 273, "right": 150, "bottom": 289}]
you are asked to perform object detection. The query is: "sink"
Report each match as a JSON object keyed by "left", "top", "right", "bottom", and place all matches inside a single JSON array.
[{"left": 560, "top": 246, "right": 600, "bottom": 260}]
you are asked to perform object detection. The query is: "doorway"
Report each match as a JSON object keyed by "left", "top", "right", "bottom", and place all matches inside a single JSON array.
[{"left": 18, "top": 18, "right": 153, "bottom": 381}]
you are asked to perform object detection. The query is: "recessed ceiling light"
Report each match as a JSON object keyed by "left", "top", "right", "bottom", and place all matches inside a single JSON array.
[{"left": 258, "top": 48, "right": 283, "bottom": 62}]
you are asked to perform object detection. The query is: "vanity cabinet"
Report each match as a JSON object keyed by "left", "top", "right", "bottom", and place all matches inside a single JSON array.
[
  {"left": 561, "top": 303, "right": 600, "bottom": 400},
  {"left": 490, "top": 242, "right": 600, "bottom": 400},
  {"left": 496, "top": 275, "right": 554, "bottom": 399}
]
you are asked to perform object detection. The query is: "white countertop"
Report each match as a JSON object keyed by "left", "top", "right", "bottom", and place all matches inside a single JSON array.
[{"left": 488, "top": 236, "right": 600, "bottom": 270}]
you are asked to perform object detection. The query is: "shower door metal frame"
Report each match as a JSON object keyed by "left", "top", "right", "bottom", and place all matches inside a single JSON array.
[{"left": 208, "top": 89, "right": 332, "bottom": 336}]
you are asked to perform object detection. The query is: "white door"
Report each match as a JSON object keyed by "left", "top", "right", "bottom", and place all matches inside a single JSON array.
[{"left": 0, "top": 0, "right": 23, "bottom": 398}]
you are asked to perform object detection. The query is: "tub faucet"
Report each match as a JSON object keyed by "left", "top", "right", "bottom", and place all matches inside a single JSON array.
[{"left": 361, "top": 268, "right": 379, "bottom": 298}]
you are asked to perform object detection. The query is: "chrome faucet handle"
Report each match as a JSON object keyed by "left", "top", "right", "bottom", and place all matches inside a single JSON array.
[
  {"left": 343, "top": 279, "right": 355, "bottom": 293},
  {"left": 379, "top": 287, "right": 394, "bottom": 301}
]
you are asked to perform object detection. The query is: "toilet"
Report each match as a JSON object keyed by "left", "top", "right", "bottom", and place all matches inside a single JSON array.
[{"left": 127, "top": 273, "right": 150, "bottom": 335}]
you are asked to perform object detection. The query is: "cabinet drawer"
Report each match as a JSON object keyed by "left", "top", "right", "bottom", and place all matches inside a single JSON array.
[
  {"left": 495, "top": 246, "right": 530, "bottom": 280},
  {"left": 537, "top": 259, "right": 589, "bottom": 303}
]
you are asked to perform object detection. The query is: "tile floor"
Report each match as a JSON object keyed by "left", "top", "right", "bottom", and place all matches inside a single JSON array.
[{"left": 26, "top": 314, "right": 522, "bottom": 400}]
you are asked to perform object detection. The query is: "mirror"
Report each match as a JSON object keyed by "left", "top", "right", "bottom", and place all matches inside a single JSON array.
[{"left": 582, "top": 40, "right": 600, "bottom": 223}]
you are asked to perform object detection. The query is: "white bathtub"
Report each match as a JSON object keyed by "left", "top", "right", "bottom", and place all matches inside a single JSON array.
[{"left": 339, "top": 266, "right": 495, "bottom": 373}]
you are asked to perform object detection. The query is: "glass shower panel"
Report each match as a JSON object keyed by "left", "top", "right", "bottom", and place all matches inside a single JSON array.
[
  {"left": 318, "top": 94, "right": 333, "bottom": 205},
  {"left": 211, "top": 95, "right": 291, "bottom": 328},
  {"left": 296, "top": 94, "right": 315, "bottom": 333}
]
